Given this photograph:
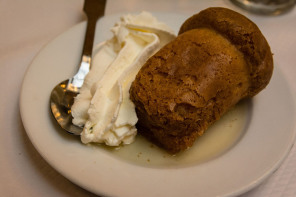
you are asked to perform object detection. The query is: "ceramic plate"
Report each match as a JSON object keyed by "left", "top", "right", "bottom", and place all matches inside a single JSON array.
[{"left": 20, "top": 13, "right": 295, "bottom": 197}]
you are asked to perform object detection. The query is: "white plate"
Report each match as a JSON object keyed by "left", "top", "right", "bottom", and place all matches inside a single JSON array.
[{"left": 20, "top": 13, "right": 296, "bottom": 197}]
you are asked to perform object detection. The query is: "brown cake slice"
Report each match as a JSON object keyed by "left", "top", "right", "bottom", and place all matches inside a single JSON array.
[{"left": 130, "top": 7, "right": 273, "bottom": 154}]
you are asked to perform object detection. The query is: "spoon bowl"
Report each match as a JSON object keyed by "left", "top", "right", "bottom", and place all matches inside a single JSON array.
[
  {"left": 50, "top": 79, "right": 82, "bottom": 135},
  {"left": 50, "top": 0, "right": 106, "bottom": 135}
]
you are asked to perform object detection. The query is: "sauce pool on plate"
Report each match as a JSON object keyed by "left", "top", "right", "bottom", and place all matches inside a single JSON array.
[{"left": 97, "top": 100, "right": 250, "bottom": 167}]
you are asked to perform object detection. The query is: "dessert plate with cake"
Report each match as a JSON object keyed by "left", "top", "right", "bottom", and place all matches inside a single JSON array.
[{"left": 20, "top": 8, "right": 295, "bottom": 197}]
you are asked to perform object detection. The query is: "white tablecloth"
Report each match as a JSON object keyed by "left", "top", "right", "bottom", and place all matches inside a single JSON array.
[{"left": 1, "top": 0, "right": 295, "bottom": 196}]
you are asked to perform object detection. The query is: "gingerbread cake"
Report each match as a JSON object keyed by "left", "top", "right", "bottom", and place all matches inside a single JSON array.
[{"left": 130, "top": 7, "right": 273, "bottom": 154}]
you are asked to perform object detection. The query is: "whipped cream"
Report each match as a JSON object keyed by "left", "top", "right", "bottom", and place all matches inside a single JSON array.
[{"left": 71, "top": 11, "right": 176, "bottom": 146}]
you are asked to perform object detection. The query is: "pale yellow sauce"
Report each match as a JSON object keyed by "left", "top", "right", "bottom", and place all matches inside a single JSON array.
[{"left": 97, "top": 100, "right": 250, "bottom": 168}]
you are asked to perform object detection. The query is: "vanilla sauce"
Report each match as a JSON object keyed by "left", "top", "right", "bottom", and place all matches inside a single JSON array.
[{"left": 99, "top": 100, "right": 250, "bottom": 167}]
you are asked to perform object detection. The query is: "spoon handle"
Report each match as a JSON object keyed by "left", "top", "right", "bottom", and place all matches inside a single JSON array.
[
  {"left": 82, "top": 0, "right": 106, "bottom": 58},
  {"left": 71, "top": 0, "right": 106, "bottom": 88}
]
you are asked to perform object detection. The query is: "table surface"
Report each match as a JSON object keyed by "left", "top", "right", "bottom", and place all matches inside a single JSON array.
[{"left": 1, "top": 0, "right": 295, "bottom": 196}]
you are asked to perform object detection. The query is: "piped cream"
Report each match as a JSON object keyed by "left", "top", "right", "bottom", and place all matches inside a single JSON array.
[{"left": 71, "top": 11, "right": 176, "bottom": 146}]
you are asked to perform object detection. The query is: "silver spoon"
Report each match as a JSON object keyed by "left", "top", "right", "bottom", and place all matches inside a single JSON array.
[{"left": 50, "top": 0, "right": 106, "bottom": 135}]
